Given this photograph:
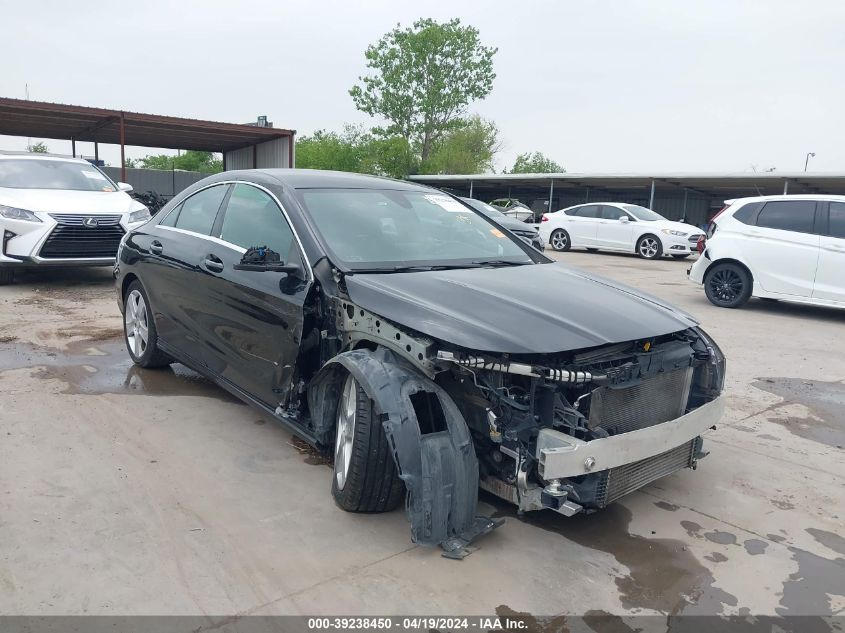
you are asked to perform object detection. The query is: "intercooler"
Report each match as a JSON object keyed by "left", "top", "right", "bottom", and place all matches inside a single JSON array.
[
  {"left": 588, "top": 366, "right": 694, "bottom": 435},
  {"left": 595, "top": 438, "right": 699, "bottom": 507}
]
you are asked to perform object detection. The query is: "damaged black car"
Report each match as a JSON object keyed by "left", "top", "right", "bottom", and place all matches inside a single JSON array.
[{"left": 114, "top": 170, "right": 725, "bottom": 558}]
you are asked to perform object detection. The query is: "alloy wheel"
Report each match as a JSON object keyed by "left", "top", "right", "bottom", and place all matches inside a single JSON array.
[
  {"left": 639, "top": 237, "right": 659, "bottom": 258},
  {"left": 708, "top": 268, "right": 744, "bottom": 304},
  {"left": 124, "top": 289, "right": 149, "bottom": 358},
  {"left": 551, "top": 231, "right": 568, "bottom": 250},
  {"left": 334, "top": 374, "right": 358, "bottom": 491}
]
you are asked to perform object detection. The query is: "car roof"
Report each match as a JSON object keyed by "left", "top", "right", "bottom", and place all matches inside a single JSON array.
[
  {"left": 244, "top": 168, "right": 431, "bottom": 191},
  {"left": 726, "top": 194, "right": 845, "bottom": 204},
  {"left": 0, "top": 151, "right": 91, "bottom": 165}
]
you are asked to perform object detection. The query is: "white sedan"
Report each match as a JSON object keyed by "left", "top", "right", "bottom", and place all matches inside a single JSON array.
[
  {"left": 539, "top": 202, "right": 705, "bottom": 259},
  {"left": 0, "top": 152, "right": 151, "bottom": 284}
]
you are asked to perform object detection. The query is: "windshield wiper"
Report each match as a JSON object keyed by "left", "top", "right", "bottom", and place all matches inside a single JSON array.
[
  {"left": 470, "top": 259, "right": 530, "bottom": 267},
  {"left": 348, "top": 264, "right": 477, "bottom": 274}
]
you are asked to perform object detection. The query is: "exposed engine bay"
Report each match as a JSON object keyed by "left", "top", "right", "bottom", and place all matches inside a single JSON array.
[{"left": 302, "top": 292, "right": 725, "bottom": 557}]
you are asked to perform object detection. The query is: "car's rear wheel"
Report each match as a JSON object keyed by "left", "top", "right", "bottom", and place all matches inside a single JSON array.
[
  {"left": 704, "top": 262, "right": 752, "bottom": 308},
  {"left": 672, "top": 254, "right": 690, "bottom": 259},
  {"left": 637, "top": 235, "right": 663, "bottom": 259},
  {"left": 331, "top": 372, "right": 405, "bottom": 513},
  {"left": 550, "top": 229, "right": 571, "bottom": 252},
  {"left": 123, "top": 281, "right": 172, "bottom": 368},
  {"left": 0, "top": 269, "right": 14, "bottom": 285}
]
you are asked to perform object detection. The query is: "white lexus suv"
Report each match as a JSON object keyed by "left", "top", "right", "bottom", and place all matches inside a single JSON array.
[
  {"left": 540, "top": 202, "right": 705, "bottom": 259},
  {"left": 0, "top": 152, "right": 151, "bottom": 284},
  {"left": 689, "top": 195, "right": 844, "bottom": 310}
]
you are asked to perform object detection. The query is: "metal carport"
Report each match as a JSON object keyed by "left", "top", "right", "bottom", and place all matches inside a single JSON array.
[{"left": 0, "top": 97, "right": 295, "bottom": 180}]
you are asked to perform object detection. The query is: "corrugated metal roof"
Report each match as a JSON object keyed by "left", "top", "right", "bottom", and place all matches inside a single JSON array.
[{"left": 0, "top": 97, "right": 295, "bottom": 153}]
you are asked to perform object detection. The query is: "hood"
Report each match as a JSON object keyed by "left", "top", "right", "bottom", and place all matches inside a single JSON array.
[
  {"left": 344, "top": 262, "right": 698, "bottom": 354},
  {"left": 0, "top": 187, "right": 142, "bottom": 214},
  {"left": 496, "top": 216, "right": 537, "bottom": 234}
]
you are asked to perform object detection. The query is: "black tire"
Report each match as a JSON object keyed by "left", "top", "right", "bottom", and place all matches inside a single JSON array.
[
  {"left": 704, "top": 262, "right": 752, "bottom": 309},
  {"left": 550, "top": 229, "right": 571, "bottom": 252},
  {"left": 672, "top": 254, "right": 691, "bottom": 259},
  {"left": 0, "top": 269, "right": 14, "bottom": 285},
  {"left": 586, "top": 248, "right": 600, "bottom": 252},
  {"left": 636, "top": 234, "right": 663, "bottom": 259},
  {"left": 123, "top": 280, "right": 172, "bottom": 368},
  {"left": 331, "top": 373, "right": 405, "bottom": 513}
]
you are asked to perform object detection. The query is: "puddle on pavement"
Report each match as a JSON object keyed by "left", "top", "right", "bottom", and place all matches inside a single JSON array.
[
  {"left": 753, "top": 377, "right": 845, "bottom": 448},
  {"left": 777, "top": 546, "right": 845, "bottom": 616},
  {"left": 0, "top": 337, "right": 240, "bottom": 403},
  {"left": 743, "top": 539, "right": 768, "bottom": 556},
  {"left": 486, "top": 495, "right": 738, "bottom": 615},
  {"left": 806, "top": 528, "right": 845, "bottom": 557}
]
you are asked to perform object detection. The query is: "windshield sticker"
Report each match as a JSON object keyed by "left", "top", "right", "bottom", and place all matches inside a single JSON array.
[
  {"left": 82, "top": 170, "right": 107, "bottom": 180},
  {"left": 424, "top": 194, "right": 470, "bottom": 213},
  {"left": 490, "top": 228, "right": 506, "bottom": 238},
  {"left": 101, "top": 186, "right": 115, "bottom": 192}
]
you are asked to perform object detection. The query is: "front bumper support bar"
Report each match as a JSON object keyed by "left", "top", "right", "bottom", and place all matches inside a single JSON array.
[{"left": 536, "top": 397, "right": 724, "bottom": 480}]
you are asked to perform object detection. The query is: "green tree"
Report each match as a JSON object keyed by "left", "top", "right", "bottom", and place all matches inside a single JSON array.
[
  {"left": 420, "top": 116, "right": 500, "bottom": 174},
  {"left": 350, "top": 18, "right": 497, "bottom": 164},
  {"left": 508, "top": 152, "right": 565, "bottom": 174},
  {"left": 137, "top": 150, "right": 222, "bottom": 173},
  {"left": 27, "top": 141, "right": 49, "bottom": 153},
  {"left": 296, "top": 125, "right": 416, "bottom": 179}
]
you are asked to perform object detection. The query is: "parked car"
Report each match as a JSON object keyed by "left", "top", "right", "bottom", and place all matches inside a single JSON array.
[
  {"left": 0, "top": 152, "right": 151, "bottom": 284},
  {"left": 115, "top": 170, "right": 725, "bottom": 556},
  {"left": 489, "top": 198, "right": 536, "bottom": 223},
  {"left": 461, "top": 197, "right": 544, "bottom": 251},
  {"left": 540, "top": 202, "right": 705, "bottom": 259},
  {"left": 689, "top": 195, "right": 845, "bottom": 309}
]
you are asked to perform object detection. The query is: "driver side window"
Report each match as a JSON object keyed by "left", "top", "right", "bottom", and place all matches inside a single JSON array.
[
  {"left": 219, "top": 184, "right": 295, "bottom": 259},
  {"left": 600, "top": 205, "right": 628, "bottom": 220}
]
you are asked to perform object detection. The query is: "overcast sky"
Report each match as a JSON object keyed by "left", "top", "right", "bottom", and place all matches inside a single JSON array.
[{"left": 2, "top": 0, "right": 842, "bottom": 173}]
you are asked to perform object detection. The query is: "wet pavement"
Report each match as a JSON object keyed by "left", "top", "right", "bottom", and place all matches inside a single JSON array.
[{"left": 0, "top": 256, "right": 843, "bottom": 619}]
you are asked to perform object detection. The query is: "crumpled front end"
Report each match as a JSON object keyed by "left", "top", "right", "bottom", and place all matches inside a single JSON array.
[{"left": 436, "top": 326, "right": 725, "bottom": 517}]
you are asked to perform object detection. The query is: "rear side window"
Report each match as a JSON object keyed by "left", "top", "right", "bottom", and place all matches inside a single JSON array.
[
  {"left": 731, "top": 201, "right": 762, "bottom": 224},
  {"left": 756, "top": 200, "right": 816, "bottom": 234},
  {"left": 573, "top": 205, "right": 600, "bottom": 218},
  {"left": 829, "top": 202, "right": 845, "bottom": 239},
  {"left": 220, "top": 184, "right": 294, "bottom": 257},
  {"left": 172, "top": 185, "right": 228, "bottom": 235}
]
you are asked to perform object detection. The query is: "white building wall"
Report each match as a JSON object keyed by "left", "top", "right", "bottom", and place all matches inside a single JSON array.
[{"left": 224, "top": 136, "right": 292, "bottom": 170}]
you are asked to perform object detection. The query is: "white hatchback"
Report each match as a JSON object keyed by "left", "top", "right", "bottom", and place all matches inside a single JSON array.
[
  {"left": 539, "top": 202, "right": 705, "bottom": 259},
  {"left": 689, "top": 195, "right": 845, "bottom": 309},
  {"left": 0, "top": 153, "right": 151, "bottom": 284}
]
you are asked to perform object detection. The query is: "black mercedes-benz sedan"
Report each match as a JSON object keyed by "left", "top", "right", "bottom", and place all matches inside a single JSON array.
[{"left": 114, "top": 169, "right": 725, "bottom": 558}]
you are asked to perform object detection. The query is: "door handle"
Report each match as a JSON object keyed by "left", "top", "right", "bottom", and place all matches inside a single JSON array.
[
  {"left": 203, "top": 254, "right": 224, "bottom": 273},
  {"left": 149, "top": 240, "right": 163, "bottom": 255}
]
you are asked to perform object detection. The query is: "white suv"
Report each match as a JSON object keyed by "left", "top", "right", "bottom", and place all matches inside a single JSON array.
[
  {"left": 0, "top": 153, "right": 151, "bottom": 284},
  {"left": 689, "top": 195, "right": 845, "bottom": 309}
]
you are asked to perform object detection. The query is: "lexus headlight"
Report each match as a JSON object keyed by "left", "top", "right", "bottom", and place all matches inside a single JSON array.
[
  {"left": 661, "top": 229, "right": 687, "bottom": 237},
  {"left": 0, "top": 204, "right": 41, "bottom": 223},
  {"left": 128, "top": 208, "right": 151, "bottom": 224}
]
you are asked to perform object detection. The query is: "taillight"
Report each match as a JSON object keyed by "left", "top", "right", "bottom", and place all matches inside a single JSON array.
[
  {"left": 541, "top": 214, "right": 549, "bottom": 222},
  {"left": 697, "top": 235, "right": 706, "bottom": 253}
]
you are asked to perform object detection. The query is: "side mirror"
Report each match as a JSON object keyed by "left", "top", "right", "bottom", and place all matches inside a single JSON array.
[
  {"left": 117, "top": 182, "right": 133, "bottom": 193},
  {"left": 619, "top": 215, "right": 630, "bottom": 223}
]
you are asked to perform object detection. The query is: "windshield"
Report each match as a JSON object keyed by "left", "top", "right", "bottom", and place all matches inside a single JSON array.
[
  {"left": 0, "top": 159, "right": 117, "bottom": 192},
  {"left": 297, "top": 189, "right": 534, "bottom": 270},
  {"left": 462, "top": 198, "right": 508, "bottom": 220},
  {"left": 622, "top": 204, "right": 666, "bottom": 221}
]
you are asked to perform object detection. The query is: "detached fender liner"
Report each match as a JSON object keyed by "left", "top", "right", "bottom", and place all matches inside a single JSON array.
[{"left": 309, "top": 347, "right": 500, "bottom": 556}]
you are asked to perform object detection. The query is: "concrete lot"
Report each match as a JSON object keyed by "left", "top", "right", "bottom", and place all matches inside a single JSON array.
[{"left": 0, "top": 250, "right": 843, "bottom": 618}]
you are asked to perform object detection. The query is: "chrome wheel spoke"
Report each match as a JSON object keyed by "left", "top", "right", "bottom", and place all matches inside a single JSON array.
[{"left": 334, "top": 375, "right": 358, "bottom": 490}]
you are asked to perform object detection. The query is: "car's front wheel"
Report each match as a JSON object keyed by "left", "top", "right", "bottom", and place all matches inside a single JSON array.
[
  {"left": 123, "top": 281, "right": 172, "bottom": 368},
  {"left": 0, "top": 268, "right": 14, "bottom": 285},
  {"left": 704, "top": 262, "right": 752, "bottom": 308},
  {"left": 331, "top": 372, "right": 405, "bottom": 513},
  {"left": 550, "top": 229, "right": 571, "bottom": 252},
  {"left": 637, "top": 234, "right": 663, "bottom": 259}
]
